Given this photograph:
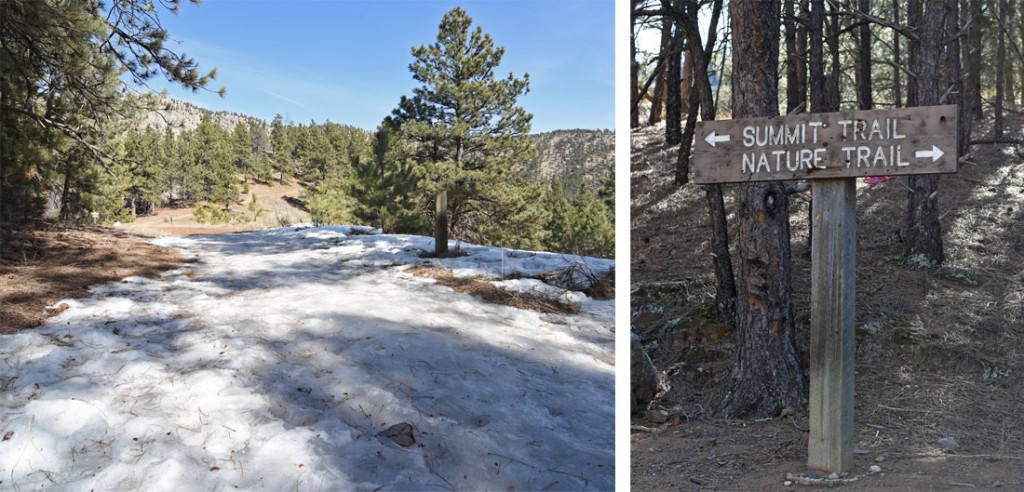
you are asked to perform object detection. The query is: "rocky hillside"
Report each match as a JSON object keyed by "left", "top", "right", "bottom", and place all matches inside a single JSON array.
[
  {"left": 527, "top": 129, "right": 615, "bottom": 190},
  {"left": 135, "top": 97, "right": 262, "bottom": 134},
  {"left": 134, "top": 96, "right": 614, "bottom": 187}
]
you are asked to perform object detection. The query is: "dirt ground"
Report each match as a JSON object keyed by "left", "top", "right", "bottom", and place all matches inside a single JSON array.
[
  {"left": 121, "top": 180, "right": 311, "bottom": 236},
  {"left": 631, "top": 108, "right": 1024, "bottom": 490},
  {"left": 0, "top": 223, "right": 183, "bottom": 333}
]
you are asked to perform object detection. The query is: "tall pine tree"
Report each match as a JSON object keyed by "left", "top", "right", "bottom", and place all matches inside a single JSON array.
[{"left": 391, "top": 7, "right": 536, "bottom": 254}]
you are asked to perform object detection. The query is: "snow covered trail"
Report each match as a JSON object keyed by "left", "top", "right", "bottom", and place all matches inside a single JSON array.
[{"left": 0, "top": 226, "right": 615, "bottom": 491}]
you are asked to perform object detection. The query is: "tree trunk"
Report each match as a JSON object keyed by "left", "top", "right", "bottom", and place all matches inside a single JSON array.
[
  {"left": 676, "top": 0, "right": 723, "bottom": 185},
  {"left": 796, "top": 1, "right": 809, "bottom": 110},
  {"left": 665, "top": 7, "right": 685, "bottom": 146},
  {"left": 631, "top": 1, "right": 640, "bottom": 128},
  {"left": 996, "top": 0, "right": 1007, "bottom": 139},
  {"left": 650, "top": 7, "right": 673, "bottom": 125},
  {"left": 893, "top": 0, "right": 903, "bottom": 107},
  {"left": 827, "top": 9, "right": 842, "bottom": 111},
  {"left": 907, "top": 0, "right": 921, "bottom": 106},
  {"left": 904, "top": 0, "right": 946, "bottom": 265},
  {"left": 785, "top": 0, "right": 801, "bottom": 113},
  {"left": 435, "top": 190, "right": 448, "bottom": 255},
  {"left": 966, "top": 0, "right": 983, "bottom": 118},
  {"left": 856, "top": 0, "right": 873, "bottom": 110},
  {"left": 809, "top": 0, "right": 826, "bottom": 112},
  {"left": 715, "top": 0, "right": 807, "bottom": 419},
  {"left": 705, "top": 184, "right": 736, "bottom": 324}
]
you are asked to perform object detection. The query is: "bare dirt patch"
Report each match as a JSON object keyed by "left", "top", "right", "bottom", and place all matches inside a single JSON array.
[
  {"left": 406, "top": 264, "right": 580, "bottom": 315},
  {"left": 1, "top": 222, "right": 182, "bottom": 333},
  {"left": 121, "top": 180, "right": 311, "bottom": 236},
  {"left": 631, "top": 109, "right": 1024, "bottom": 490}
]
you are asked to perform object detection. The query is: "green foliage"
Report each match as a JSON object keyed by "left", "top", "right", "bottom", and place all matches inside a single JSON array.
[
  {"left": 193, "top": 204, "right": 243, "bottom": 224},
  {"left": 391, "top": 7, "right": 539, "bottom": 249},
  {"left": 350, "top": 126, "right": 426, "bottom": 233},
  {"left": 247, "top": 192, "right": 265, "bottom": 222},
  {"left": 0, "top": 0, "right": 219, "bottom": 222},
  {"left": 544, "top": 179, "right": 614, "bottom": 258}
]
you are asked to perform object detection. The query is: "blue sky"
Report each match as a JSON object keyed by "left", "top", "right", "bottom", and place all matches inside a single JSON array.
[{"left": 140, "top": 0, "right": 614, "bottom": 133}]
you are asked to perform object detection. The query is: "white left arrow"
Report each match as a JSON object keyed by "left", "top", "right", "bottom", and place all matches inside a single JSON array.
[
  {"left": 915, "top": 145, "right": 945, "bottom": 162},
  {"left": 704, "top": 130, "right": 731, "bottom": 147}
]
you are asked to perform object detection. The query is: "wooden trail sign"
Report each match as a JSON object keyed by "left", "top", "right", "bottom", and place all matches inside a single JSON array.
[
  {"left": 691, "top": 105, "right": 959, "bottom": 474},
  {"left": 693, "top": 105, "right": 958, "bottom": 184}
]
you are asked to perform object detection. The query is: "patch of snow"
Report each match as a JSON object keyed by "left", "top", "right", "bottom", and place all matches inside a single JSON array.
[{"left": 0, "top": 226, "right": 614, "bottom": 491}]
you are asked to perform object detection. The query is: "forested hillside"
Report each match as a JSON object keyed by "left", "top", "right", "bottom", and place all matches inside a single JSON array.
[{"left": 0, "top": 2, "right": 613, "bottom": 258}]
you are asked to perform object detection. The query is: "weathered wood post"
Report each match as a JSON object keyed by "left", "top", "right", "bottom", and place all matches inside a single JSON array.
[
  {"left": 693, "top": 105, "right": 958, "bottom": 474},
  {"left": 808, "top": 178, "right": 856, "bottom": 472}
]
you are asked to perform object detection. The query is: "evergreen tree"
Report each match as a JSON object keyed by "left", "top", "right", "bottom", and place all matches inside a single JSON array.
[
  {"left": 350, "top": 126, "right": 426, "bottom": 233},
  {"left": 270, "top": 114, "right": 293, "bottom": 184},
  {"left": 392, "top": 7, "right": 536, "bottom": 254},
  {"left": 544, "top": 180, "right": 613, "bottom": 258},
  {"left": 191, "top": 114, "right": 237, "bottom": 209},
  {"left": 232, "top": 122, "right": 253, "bottom": 183},
  {"left": 0, "top": 0, "right": 220, "bottom": 221}
]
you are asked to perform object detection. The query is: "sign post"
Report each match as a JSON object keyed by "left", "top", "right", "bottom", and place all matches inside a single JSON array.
[{"left": 693, "top": 105, "right": 958, "bottom": 473}]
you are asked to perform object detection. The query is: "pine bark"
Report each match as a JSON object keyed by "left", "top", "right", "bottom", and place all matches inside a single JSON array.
[
  {"left": 665, "top": 3, "right": 685, "bottom": 145},
  {"left": 715, "top": 0, "right": 807, "bottom": 419},
  {"left": 966, "top": 0, "right": 983, "bottom": 118},
  {"left": 856, "top": 0, "right": 873, "bottom": 110},
  {"left": 904, "top": 0, "right": 946, "bottom": 265},
  {"left": 893, "top": 0, "right": 903, "bottom": 108},
  {"left": 996, "top": 0, "right": 1007, "bottom": 139}
]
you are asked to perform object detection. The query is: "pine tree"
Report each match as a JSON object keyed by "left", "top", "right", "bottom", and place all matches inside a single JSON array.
[
  {"left": 392, "top": 7, "right": 535, "bottom": 254},
  {"left": 350, "top": 126, "right": 425, "bottom": 233},
  {"left": 0, "top": 0, "right": 220, "bottom": 221},
  {"left": 232, "top": 122, "right": 253, "bottom": 183}
]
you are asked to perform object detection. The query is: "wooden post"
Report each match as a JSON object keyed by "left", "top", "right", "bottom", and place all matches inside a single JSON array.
[
  {"left": 434, "top": 190, "right": 448, "bottom": 255},
  {"left": 808, "top": 177, "right": 856, "bottom": 473}
]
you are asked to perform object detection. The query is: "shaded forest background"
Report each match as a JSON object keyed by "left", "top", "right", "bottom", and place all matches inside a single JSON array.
[{"left": 632, "top": 0, "right": 1024, "bottom": 417}]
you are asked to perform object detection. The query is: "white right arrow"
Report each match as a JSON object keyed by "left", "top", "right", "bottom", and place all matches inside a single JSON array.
[
  {"left": 915, "top": 145, "right": 945, "bottom": 162},
  {"left": 704, "top": 130, "right": 731, "bottom": 147}
]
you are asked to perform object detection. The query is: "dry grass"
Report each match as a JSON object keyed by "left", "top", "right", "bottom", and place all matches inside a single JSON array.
[
  {"left": 0, "top": 222, "right": 182, "bottom": 333},
  {"left": 406, "top": 264, "right": 580, "bottom": 315}
]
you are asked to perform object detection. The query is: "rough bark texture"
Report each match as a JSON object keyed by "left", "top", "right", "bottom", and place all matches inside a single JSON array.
[
  {"left": 809, "top": 0, "right": 826, "bottom": 113},
  {"left": 966, "top": 0, "right": 983, "bottom": 118},
  {"left": 785, "top": 0, "right": 801, "bottom": 113},
  {"left": 893, "top": 0, "right": 903, "bottom": 107},
  {"left": 995, "top": 0, "right": 1007, "bottom": 139},
  {"left": 907, "top": 0, "right": 921, "bottom": 106},
  {"left": 857, "top": 0, "right": 874, "bottom": 110},
  {"left": 715, "top": 0, "right": 807, "bottom": 419},
  {"left": 904, "top": 0, "right": 946, "bottom": 265},
  {"left": 631, "top": 333, "right": 660, "bottom": 412},
  {"left": 796, "top": 1, "right": 809, "bottom": 110},
  {"left": 665, "top": 2, "right": 685, "bottom": 146}
]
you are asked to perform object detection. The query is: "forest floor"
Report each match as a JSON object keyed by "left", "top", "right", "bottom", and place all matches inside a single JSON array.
[
  {"left": 631, "top": 107, "right": 1024, "bottom": 491},
  {"left": 0, "top": 223, "right": 182, "bottom": 333}
]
